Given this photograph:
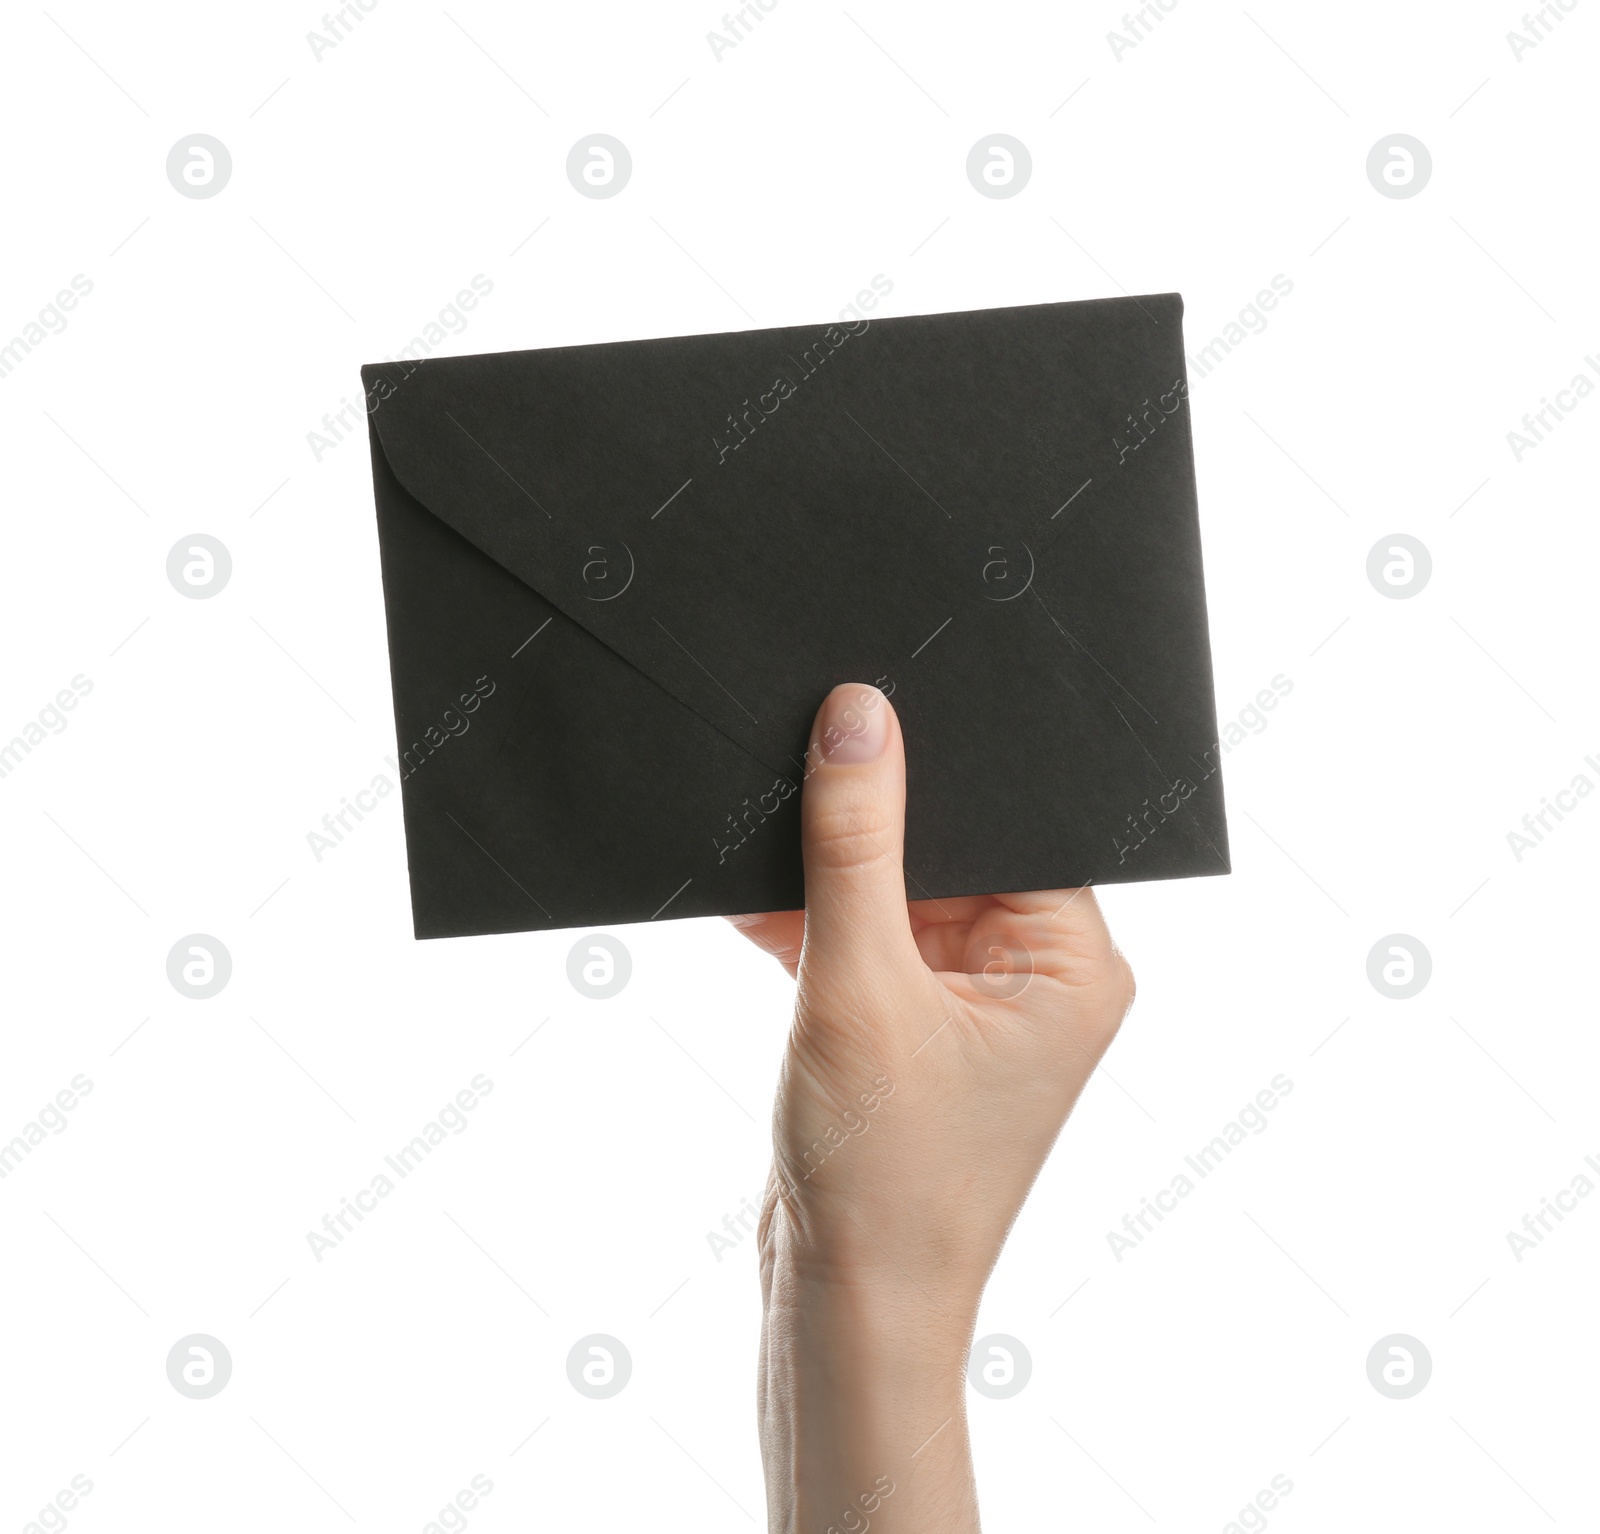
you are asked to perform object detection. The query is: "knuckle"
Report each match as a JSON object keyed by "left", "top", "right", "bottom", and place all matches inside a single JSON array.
[
  {"left": 1115, "top": 951, "right": 1136, "bottom": 1012},
  {"left": 1086, "top": 952, "right": 1136, "bottom": 1042},
  {"left": 1060, "top": 949, "right": 1135, "bottom": 1046}
]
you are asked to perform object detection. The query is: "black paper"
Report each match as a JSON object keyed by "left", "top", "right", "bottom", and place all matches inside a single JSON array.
[{"left": 362, "top": 293, "right": 1229, "bottom": 938}]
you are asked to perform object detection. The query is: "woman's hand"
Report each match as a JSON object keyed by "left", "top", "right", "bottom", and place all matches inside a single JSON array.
[{"left": 729, "top": 683, "right": 1136, "bottom": 1534}]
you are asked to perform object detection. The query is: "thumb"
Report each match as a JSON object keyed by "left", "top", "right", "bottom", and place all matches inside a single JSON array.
[{"left": 798, "top": 684, "right": 919, "bottom": 981}]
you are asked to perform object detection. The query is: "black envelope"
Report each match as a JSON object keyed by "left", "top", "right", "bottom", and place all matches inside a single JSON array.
[{"left": 362, "top": 293, "right": 1228, "bottom": 939}]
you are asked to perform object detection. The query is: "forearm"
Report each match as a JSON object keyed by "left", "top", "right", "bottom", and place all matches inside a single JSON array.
[{"left": 759, "top": 1264, "right": 980, "bottom": 1534}]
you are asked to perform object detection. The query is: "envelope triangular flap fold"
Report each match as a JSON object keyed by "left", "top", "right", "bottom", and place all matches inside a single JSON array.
[{"left": 363, "top": 295, "right": 1193, "bottom": 762}]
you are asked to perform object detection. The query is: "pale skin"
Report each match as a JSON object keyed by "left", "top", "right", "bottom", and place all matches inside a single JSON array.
[{"left": 728, "top": 683, "right": 1137, "bottom": 1533}]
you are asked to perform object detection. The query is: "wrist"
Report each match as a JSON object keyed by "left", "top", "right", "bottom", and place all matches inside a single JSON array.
[
  {"left": 760, "top": 1174, "right": 994, "bottom": 1317},
  {"left": 759, "top": 1256, "right": 979, "bottom": 1534},
  {"left": 761, "top": 1254, "right": 975, "bottom": 1392}
]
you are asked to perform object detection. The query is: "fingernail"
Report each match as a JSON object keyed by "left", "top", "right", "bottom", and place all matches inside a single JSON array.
[{"left": 814, "top": 684, "right": 889, "bottom": 765}]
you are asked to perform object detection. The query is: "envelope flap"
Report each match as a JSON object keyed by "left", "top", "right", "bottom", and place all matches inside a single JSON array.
[{"left": 361, "top": 293, "right": 1197, "bottom": 775}]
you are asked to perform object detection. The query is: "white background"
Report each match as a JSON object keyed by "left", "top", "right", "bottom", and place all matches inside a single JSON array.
[{"left": 2, "top": 1, "right": 1597, "bottom": 1529}]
